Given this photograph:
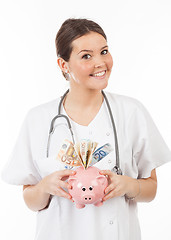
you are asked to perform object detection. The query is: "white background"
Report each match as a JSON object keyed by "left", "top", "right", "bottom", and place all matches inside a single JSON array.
[{"left": 0, "top": 0, "right": 171, "bottom": 239}]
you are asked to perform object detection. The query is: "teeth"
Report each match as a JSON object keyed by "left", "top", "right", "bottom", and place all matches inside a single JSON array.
[{"left": 93, "top": 71, "right": 106, "bottom": 77}]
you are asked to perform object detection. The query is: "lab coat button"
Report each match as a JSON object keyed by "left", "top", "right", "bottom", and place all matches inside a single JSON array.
[
  {"left": 106, "top": 132, "right": 110, "bottom": 136},
  {"left": 89, "top": 130, "right": 92, "bottom": 135},
  {"left": 108, "top": 159, "right": 112, "bottom": 164},
  {"left": 109, "top": 220, "right": 113, "bottom": 225}
]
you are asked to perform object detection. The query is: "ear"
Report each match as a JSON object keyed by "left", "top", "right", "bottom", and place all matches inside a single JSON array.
[
  {"left": 57, "top": 57, "right": 69, "bottom": 73},
  {"left": 96, "top": 175, "right": 107, "bottom": 186}
]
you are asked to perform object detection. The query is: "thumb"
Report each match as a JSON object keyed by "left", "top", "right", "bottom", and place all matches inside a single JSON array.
[
  {"left": 100, "top": 170, "right": 113, "bottom": 177},
  {"left": 58, "top": 170, "right": 76, "bottom": 178}
]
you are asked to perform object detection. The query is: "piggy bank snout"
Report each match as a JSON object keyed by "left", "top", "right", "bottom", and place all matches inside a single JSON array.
[
  {"left": 81, "top": 188, "right": 95, "bottom": 203},
  {"left": 82, "top": 194, "right": 95, "bottom": 203}
]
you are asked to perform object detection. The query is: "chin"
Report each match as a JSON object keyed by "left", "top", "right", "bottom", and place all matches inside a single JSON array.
[
  {"left": 89, "top": 82, "right": 108, "bottom": 91},
  {"left": 97, "top": 79, "right": 109, "bottom": 90}
]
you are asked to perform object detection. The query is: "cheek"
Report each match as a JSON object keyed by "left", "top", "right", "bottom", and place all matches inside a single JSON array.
[
  {"left": 70, "top": 61, "right": 92, "bottom": 77},
  {"left": 78, "top": 62, "right": 93, "bottom": 74},
  {"left": 106, "top": 54, "right": 113, "bottom": 70}
]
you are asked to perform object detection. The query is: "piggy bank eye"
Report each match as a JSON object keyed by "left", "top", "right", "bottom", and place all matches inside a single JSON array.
[
  {"left": 89, "top": 186, "right": 93, "bottom": 191},
  {"left": 82, "top": 187, "right": 86, "bottom": 191}
]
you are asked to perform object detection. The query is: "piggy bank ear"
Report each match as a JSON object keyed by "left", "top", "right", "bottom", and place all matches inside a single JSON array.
[
  {"left": 96, "top": 175, "right": 107, "bottom": 186},
  {"left": 68, "top": 178, "right": 77, "bottom": 186}
]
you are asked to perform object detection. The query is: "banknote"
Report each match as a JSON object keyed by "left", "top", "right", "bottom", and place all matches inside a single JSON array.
[
  {"left": 57, "top": 139, "right": 112, "bottom": 169},
  {"left": 91, "top": 143, "right": 114, "bottom": 165},
  {"left": 80, "top": 139, "right": 89, "bottom": 168},
  {"left": 86, "top": 141, "right": 98, "bottom": 169},
  {"left": 57, "top": 139, "right": 81, "bottom": 167},
  {"left": 61, "top": 154, "right": 82, "bottom": 167},
  {"left": 74, "top": 142, "right": 84, "bottom": 167},
  {"left": 79, "top": 140, "right": 98, "bottom": 169},
  {"left": 56, "top": 139, "right": 74, "bottom": 161}
]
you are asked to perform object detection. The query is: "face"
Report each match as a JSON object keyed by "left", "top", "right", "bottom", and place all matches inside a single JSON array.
[{"left": 59, "top": 31, "right": 113, "bottom": 90}]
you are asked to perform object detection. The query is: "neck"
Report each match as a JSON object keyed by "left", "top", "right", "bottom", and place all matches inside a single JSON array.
[{"left": 64, "top": 85, "right": 104, "bottom": 111}]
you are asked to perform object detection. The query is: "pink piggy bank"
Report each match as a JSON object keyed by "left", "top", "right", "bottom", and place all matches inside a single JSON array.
[{"left": 68, "top": 166, "right": 108, "bottom": 209}]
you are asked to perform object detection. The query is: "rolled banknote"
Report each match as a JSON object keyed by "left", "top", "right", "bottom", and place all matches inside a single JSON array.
[
  {"left": 79, "top": 140, "right": 98, "bottom": 169},
  {"left": 74, "top": 142, "right": 84, "bottom": 167},
  {"left": 80, "top": 139, "right": 89, "bottom": 167},
  {"left": 86, "top": 141, "right": 98, "bottom": 169}
]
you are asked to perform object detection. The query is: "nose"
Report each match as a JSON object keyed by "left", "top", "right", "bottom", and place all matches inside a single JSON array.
[
  {"left": 95, "top": 63, "right": 105, "bottom": 68},
  {"left": 94, "top": 56, "right": 105, "bottom": 69}
]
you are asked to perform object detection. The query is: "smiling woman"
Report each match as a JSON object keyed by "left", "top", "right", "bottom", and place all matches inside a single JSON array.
[
  {"left": 56, "top": 19, "right": 113, "bottom": 92},
  {"left": 1, "top": 18, "right": 171, "bottom": 240},
  {"left": 57, "top": 32, "right": 113, "bottom": 91}
]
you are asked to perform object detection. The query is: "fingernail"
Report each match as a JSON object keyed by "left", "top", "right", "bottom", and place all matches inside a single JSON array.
[{"left": 105, "top": 187, "right": 109, "bottom": 193}]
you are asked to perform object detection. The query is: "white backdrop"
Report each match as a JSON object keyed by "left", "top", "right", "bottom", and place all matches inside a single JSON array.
[{"left": 0, "top": 0, "right": 171, "bottom": 239}]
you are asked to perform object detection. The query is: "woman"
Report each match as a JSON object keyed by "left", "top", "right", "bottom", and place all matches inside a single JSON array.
[{"left": 2, "top": 18, "right": 171, "bottom": 240}]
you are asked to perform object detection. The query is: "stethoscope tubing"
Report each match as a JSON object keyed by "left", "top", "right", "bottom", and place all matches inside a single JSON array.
[{"left": 47, "top": 89, "right": 122, "bottom": 175}]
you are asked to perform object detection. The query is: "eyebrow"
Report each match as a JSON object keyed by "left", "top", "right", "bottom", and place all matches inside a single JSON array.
[{"left": 77, "top": 45, "right": 108, "bottom": 55}]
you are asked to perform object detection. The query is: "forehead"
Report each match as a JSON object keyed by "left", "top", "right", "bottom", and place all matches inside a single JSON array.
[{"left": 71, "top": 32, "right": 107, "bottom": 53}]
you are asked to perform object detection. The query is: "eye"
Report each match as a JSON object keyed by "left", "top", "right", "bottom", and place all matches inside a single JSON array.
[
  {"left": 89, "top": 186, "right": 93, "bottom": 191},
  {"left": 101, "top": 49, "right": 108, "bottom": 55},
  {"left": 82, "top": 54, "right": 91, "bottom": 59},
  {"left": 82, "top": 187, "right": 86, "bottom": 191}
]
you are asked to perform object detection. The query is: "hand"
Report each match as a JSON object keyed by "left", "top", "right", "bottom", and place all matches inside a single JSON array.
[
  {"left": 38, "top": 170, "right": 76, "bottom": 201},
  {"left": 100, "top": 170, "right": 136, "bottom": 201}
]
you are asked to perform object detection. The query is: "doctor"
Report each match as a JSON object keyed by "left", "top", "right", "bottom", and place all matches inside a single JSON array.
[{"left": 2, "top": 18, "right": 171, "bottom": 240}]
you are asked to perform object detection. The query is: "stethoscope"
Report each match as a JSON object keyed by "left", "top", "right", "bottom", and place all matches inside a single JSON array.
[{"left": 47, "top": 89, "right": 122, "bottom": 175}]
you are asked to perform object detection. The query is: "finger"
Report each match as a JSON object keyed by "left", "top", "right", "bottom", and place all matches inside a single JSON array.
[
  {"left": 104, "top": 183, "right": 116, "bottom": 194},
  {"left": 100, "top": 170, "right": 114, "bottom": 177},
  {"left": 103, "top": 190, "right": 114, "bottom": 201},
  {"left": 103, "top": 188, "right": 123, "bottom": 201},
  {"left": 59, "top": 180, "right": 72, "bottom": 190},
  {"left": 55, "top": 187, "right": 72, "bottom": 200},
  {"left": 58, "top": 170, "right": 76, "bottom": 178}
]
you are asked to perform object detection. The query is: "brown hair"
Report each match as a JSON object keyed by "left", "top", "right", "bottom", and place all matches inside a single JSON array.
[{"left": 55, "top": 18, "right": 107, "bottom": 79}]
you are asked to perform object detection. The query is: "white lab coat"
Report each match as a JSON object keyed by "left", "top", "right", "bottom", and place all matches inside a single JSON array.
[{"left": 2, "top": 91, "right": 171, "bottom": 240}]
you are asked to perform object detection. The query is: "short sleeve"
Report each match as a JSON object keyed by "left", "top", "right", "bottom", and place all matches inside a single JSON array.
[
  {"left": 130, "top": 101, "right": 171, "bottom": 179},
  {"left": 1, "top": 111, "right": 41, "bottom": 185}
]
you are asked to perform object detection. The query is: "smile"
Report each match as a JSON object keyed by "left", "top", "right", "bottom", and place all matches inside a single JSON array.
[{"left": 90, "top": 70, "right": 106, "bottom": 78}]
